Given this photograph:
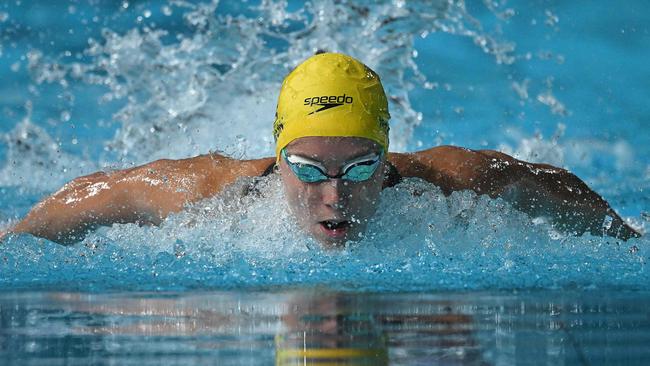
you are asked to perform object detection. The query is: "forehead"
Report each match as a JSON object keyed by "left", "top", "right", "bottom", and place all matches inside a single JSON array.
[{"left": 285, "top": 137, "right": 382, "bottom": 161}]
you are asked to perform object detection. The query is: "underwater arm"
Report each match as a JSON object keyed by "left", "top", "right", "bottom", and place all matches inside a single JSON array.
[
  {"left": 7, "top": 154, "right": 274, "bottom": 244},
  {"left": 476, "top": 149, "right": 641, "bottom": 240}
]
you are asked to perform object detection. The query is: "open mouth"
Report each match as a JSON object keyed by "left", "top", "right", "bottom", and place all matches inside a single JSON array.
[{"left": 318, "top": 220, "right": 351, "bottom": 239}]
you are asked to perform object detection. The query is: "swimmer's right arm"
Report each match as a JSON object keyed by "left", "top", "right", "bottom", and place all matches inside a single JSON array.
[
  {"left": 5, "top": 154, "right": 275, "bottom": 244},
  {"left": 9, "top": 170, "right": 150, "bottom": 244}
]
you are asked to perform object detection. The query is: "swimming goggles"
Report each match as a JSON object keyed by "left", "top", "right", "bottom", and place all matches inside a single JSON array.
[{"left": 281, "top": 149, "right": 383, "bottom": 183}]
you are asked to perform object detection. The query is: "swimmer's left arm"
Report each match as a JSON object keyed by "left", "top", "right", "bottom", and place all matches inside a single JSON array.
[
  {"left": 390, "top": 146, "right": 641, "bottom": 240},
  {"left": 475, "top": 149, "right": 641, "bottom": 240}
]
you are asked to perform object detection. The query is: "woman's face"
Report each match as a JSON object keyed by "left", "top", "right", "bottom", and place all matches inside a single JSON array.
[{"left": 278, "top": 136, "right": 385, "bottom": 247}]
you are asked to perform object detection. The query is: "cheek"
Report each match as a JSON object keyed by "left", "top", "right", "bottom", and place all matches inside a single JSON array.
[
  {"left": 281, "top": 173, "right": 318, "bottom": 213},
  {"left": 346, "top": 180, "right": 382, "bottom": 211},
  {"left": 357, "top": 164, "right": 384, "bottom": 197},
  {"left": 350, "top": 170, "right": 384, "bottom": 213}
]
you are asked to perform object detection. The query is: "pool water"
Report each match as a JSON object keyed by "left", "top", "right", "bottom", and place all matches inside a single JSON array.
[
  {"left": 2, "top": 290, "right": 650, "bottom": 365},
  {"left": 0, "top": 0, "right": 649, "bottom": 364}
]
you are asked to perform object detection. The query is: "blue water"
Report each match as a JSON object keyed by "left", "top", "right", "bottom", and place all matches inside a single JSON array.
[
  {"left": 0, "top": 0, "right": 649, "bottom": 364},
  {"left": 2, "top": 290, "right": 649, "bottom": 365}
]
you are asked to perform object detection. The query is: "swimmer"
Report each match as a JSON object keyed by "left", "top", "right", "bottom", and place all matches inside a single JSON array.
[{"left": 1, "top": 52, "right": 641, "bottom": 245}]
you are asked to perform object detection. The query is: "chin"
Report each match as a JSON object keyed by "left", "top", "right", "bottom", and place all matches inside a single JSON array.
[
  {"left": 309, "top": 231, "right": 346, "bottom": 248},
  {"left": 318, "top": 239, "right": 347, "bottom": 249}
]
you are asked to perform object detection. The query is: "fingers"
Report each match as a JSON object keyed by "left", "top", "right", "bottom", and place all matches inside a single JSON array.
[
  {"left": 609, "top": 220, "right": 642, "bottom": 241},
  {"left": 621, "top": 225, "right": 642, "bottom": 240}
]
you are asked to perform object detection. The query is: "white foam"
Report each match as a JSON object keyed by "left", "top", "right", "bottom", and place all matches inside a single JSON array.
[{"left": 56, "top": 177, "right": 646, "bottom": 291}]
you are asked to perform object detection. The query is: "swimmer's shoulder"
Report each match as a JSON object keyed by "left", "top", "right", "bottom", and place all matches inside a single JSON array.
[
  {"left": 388, "top": 145, "right": 503, "bottom": 194},
  {"left": 117, "top": 153, "right": 275, "bottom": 200},
  {"left": 389, "top": 145, "right": 486, "bottom": 177},
  {"left": 186, "top": 153, "right": 275, "bottom": 198}
]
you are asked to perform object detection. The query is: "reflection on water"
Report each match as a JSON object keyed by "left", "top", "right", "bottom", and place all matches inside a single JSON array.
[{"left": 1, "top": 290, "right": 649, "bottom": 365}]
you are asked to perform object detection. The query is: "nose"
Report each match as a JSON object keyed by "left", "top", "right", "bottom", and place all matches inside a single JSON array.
[{"left": 321, "top": 179, "right": 345, "bottom": 209}]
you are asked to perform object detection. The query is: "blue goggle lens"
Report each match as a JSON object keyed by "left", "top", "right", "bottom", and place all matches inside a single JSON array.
[
  {"left": 291, "top": 163, "right": 328, "bottom": 183},
  {"left": 282, "top": 149, "right": 382, "bottom": 183},
  {"left": 341, "top": 162, "right": 379, "bottom": 182}
]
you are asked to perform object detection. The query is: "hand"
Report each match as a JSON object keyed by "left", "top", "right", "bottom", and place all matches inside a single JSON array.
[{"left": 610, "top": 220, "right": 642, "bottom": 241}]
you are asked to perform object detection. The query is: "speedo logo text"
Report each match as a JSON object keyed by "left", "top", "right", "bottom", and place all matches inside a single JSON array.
[{"left": 304, "top": 94, "right": 353, "bottom": 115}]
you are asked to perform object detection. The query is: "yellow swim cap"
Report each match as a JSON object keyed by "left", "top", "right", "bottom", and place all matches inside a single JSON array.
[{"left": 273, "top": 53, "right": 390, "bottom": 159}]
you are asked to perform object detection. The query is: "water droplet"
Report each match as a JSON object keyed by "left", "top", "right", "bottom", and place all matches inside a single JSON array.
[
  {"left": 143, "top": 9, "right": 151, "bottom": 18},
  {"left": 502, "top": 8, "right": 515, "bottom": 19},
  {"left": 162, "top": 6, "right": 172, "bottom": 16},
  {"left": 60, "top": 111, "right": 71, "bottom": 122},
  {"left": 602, "top": 215, "right": 613, "bottom": 230},
  {"left": 423, "top": 81, "right": 437, "bottom": 90},
  {"left": 544, "top": 10, "right": 559, "bottom": 27}
]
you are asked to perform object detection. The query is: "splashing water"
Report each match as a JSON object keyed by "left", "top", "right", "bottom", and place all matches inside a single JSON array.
[
  {"left": 2, "top": 176, "right": 647, "bottom": 292},
  {"left": 7, "top": 0, "right": 518, "bottom": 180},
  {"left": 0, "top": 0, "right": 648, "bottom": 292}
]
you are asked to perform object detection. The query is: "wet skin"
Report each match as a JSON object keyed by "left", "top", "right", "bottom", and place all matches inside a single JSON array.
[
  {"left": 4, "top": 137, "right": 641, "bottom": 244},
  {"left": 278, "top": 137, "right": 385, "bottom": 247}
]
